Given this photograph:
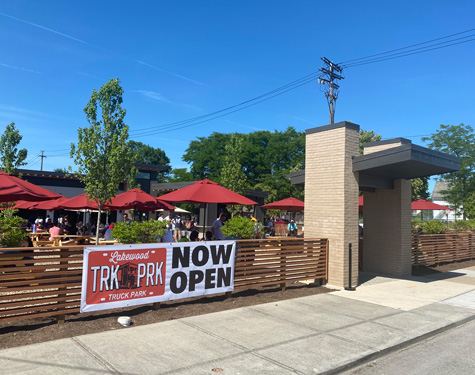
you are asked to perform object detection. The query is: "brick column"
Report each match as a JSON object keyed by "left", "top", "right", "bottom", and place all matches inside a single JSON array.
[
  {"left": 304, "top": 122, "right": 360, "bottom": 288},
  {"left": 363, "top": 179, "right": 412, "bottom": 277}
]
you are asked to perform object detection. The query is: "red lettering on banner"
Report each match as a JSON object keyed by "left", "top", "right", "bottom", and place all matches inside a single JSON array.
[{"left": 85, "top": 248, "right": 167, "bottom": 306}]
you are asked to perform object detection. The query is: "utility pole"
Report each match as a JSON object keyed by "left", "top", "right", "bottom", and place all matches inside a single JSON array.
[
  {"left": 318, "top": 57, "right": 344, "bottom": 124},
  {"left": 39, "top": 150, "right": 47, "bottom": 171}
]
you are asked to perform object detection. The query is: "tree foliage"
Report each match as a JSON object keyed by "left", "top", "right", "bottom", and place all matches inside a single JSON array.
[
  {"left": 220, "top": 134, "right": 248, "bottom": 194},
  {"left": 70, "top": 78, "right": 133, "bottom": 241},
  {"left": 112, "top": 220, "right": 167, "bottom": 244},
  {"left": 0, "top": 208, "right": 28, "bottom": 247},
  {"left": 166, "top": 168, "right": 194, "bottom": 182},
  {"left": 183, "top": 127, "right": 305, "bottom": 200},
  {"left": 128, "top": 140, "right": 171, "bottom": 182},
  {"left": 221, "top": 216, "right": 255, "bottom": 239},
  {"left": 359, "top": 129, "right": 381, "bottom": 155},
  {"left": 0, "top": 122, "right": 27, "bottom": 174},
  {"left": 422, "top": 123, "right": 475, "bottom": 219}
]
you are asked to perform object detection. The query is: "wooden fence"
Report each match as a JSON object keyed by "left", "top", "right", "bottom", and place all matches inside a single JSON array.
[
  {"left": 412, "top": 232, "right": 475, "bottom": 266},
  {"left": 0, "top": 238, "right": 328, "bottom": 324}
]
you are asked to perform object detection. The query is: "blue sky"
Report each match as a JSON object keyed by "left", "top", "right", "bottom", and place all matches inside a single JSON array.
[{"left": 1, "top": 1, "right": 474, "bottom": 193}]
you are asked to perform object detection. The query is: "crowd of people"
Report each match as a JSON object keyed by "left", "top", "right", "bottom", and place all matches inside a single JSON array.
[{"left": 23, "top": 211, "right": 301, "bottom": 244}]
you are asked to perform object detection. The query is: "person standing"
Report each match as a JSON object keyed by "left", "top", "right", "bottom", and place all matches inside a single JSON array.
[
  {"left": 123, "top": 213, "right": 132, "bottom": 224},
  {"left": 172, "top": 214, "right": 183, "bottom": 241},
  {"left": 212, "top": 213, "right": 226, "bottom": 240}
]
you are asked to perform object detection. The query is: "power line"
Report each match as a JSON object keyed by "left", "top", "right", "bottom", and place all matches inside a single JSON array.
[
  {"left": 130, "top": 74, "right": 319, "bottom": 138},
  {"left": 129, "top": 71, "right": 319, "bottom": 136},
  {"left": 339, "top": 28, "right": 475, "bottom": 65},
  {"left": 342, "top": 33, "right": 475, "bottom": 68}
]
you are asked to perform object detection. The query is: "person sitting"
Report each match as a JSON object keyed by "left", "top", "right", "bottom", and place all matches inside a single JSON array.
[
  {"left": 104, "top": 224, "right": 114, "bottom": 241},
  {"left": 190, "top": 231, "right": 199, "bottom": 242},
  {"left": 49, "top": 221, "right": 63, "bottom": 241},
  {"left": 204, "top": 230, "right": 213, "bottom": 241},
  {"left": 287, "top": 220, "right": 298, "bottom": 236}
]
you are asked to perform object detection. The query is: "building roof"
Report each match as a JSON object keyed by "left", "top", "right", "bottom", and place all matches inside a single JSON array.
[{"left": 432, "top": 181, "right": 451, "bottom": 201}]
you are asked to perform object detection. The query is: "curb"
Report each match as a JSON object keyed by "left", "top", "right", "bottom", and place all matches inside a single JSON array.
[{"left": 320, "top": 313, "right": 475, "bottom": 375}]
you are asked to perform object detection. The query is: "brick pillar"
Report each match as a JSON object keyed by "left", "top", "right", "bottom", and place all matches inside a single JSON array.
[
  {"left": 304, "top": 122, "right": 360, "bottom": 288},
  {"left": 363, "top": 179, "right": 412, "bottom": 277}
]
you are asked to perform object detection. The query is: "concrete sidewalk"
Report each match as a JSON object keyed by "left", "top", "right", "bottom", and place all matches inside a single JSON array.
[{"left": 2, "top": 268, "right": 475, "bottom": 375}]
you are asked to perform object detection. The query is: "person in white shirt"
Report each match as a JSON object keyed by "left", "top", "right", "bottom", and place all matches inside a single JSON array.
[{"left": 211, "top": 213, "right": 226, "bottom": 240}]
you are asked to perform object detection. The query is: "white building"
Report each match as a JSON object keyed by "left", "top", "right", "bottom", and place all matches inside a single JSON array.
[{"left": 431, "top": 181, "right": 463, "bottom": 222}]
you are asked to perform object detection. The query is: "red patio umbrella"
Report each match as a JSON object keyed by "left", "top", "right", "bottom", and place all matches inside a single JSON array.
[
  {"left": 411, "top": 199, "right": 452, "bottom": 211},
  {"left": 35, "top": 196, "right": 69, "bottom": 210},
  {"left": 158, "top": 179, "right": 257, "bottom": 205},
  {"left": 412, "top": 199, "right": 452, "bottom": 220},
  {"left": 106, "top": 188, "right": 175, "bottom": 211},
  {"left": 261, "top": 197, "right": 304, "bottom": 211},
  {"left": 0, "top": 171, "right": 61, "bottom": 202},
  {"left": 158, "top": 179, "right": 257, "bottom": 238},
  {"left": 14, "top": 200, "right": 40, "bottom": 210},
  {"left": 59, "top": 193, "right": 100, "bottom": 210}
]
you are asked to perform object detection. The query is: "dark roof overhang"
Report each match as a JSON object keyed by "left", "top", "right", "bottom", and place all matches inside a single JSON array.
[
  {"left": 286, "top": 170, "right": 305, "bottom": 186},
  {"left": 354, "top": 142, "right": 460, "bottom": 189}
]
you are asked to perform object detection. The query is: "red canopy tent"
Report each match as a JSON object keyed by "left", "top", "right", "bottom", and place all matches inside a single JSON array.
[
  {"left": 106, "top": 188, "right": 175, "bottom": 211},
  {"left": 261, "top": 197, "right": 304, "bottom": 211},
  {"left": 158, "top": 179, "right": 257, "bottom": 237},
  {"left": 0, "top": 171, "right": 61, "bottom": 202}
]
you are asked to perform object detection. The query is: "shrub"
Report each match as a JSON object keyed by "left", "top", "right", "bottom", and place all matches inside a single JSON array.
[
  {"left": 411, "top": 218, "right": 423, "bottom": 234},
  {"left": 111, "top": 220, "right": 167, "bottom": 244},
  {"left": 421, "top": 220, "right": 446, "bottom": 234},
  {"left": 449, "top": 220, "right": 471, "bottom": 232},
  {"left": 0, "top": 208, "right": 27, "bottom": 247},
  {"left": 221, "top": 216, "right": 255, "bottom": 239}
]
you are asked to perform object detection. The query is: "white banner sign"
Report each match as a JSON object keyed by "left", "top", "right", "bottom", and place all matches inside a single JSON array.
[{"left": 81, "top": 241, "right": 236, "bottom": 313}]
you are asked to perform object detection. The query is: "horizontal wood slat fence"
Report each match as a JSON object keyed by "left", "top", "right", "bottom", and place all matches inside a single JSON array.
[
  {"left": 412, "top": 232, "right": 475, "bottom": 266},
  {"left": 0, "top": 238, "right": 328, "bottom": 324}
]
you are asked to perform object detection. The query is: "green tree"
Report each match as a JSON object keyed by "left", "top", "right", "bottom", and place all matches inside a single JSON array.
[
  {"left": 411, "top": 176, "right": 430, "bottom": 201},
  {"left": 220, "top": 134, "right": 248, "bottom": 216},
  {"left": 422, "top": 124, "right": 475, "bottom": 219},
  {"left": 166, "top": 168, "right": 194, "bottom": 182},
  {"left": 53, "top": 168, "right": 69, "bottom": 173},
  {"left": 182, "top": 127, "right": 305, "bottom": 200},
  {"left": 0, "top": 122, "right": 28, "bottom": 174},
  {"left": 70, "top": 78, "right": 133, "bottom": 242},
  {"left": 359, "top": 129, "right": 382, "bottom": 155},
  {"left": 220, "top": 134, "right": 248, "bottom": 194},
  {"left": 128, "top": 140, "right": 171, "bottom": 182}
]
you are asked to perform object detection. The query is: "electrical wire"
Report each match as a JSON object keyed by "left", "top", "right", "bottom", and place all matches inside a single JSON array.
[
  {"left": 343, "top": 36, "right": 475, "bottom": 68},
  {"left": 129, "top": 71, "right": 319, "bottom": 136},
  {"left": 130, "top": 75, "right": 319, "bottom": 138},
  {"left": 339, "top": 28, "right": 475, "bottom": 65}
]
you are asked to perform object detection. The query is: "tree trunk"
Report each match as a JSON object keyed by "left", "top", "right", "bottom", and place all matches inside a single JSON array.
[{"left": 96, "top": 204, "right": 102, "bottom": 244}]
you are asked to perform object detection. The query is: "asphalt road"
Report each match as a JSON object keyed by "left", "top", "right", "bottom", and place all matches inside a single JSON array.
[{"left": 342, "top": 318, "right": 475, "bottom": 375}]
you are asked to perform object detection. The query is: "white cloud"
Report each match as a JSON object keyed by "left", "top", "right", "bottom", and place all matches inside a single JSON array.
[
  {"left": 225, "top": 120, "right": 265, "bottom": 131},
  {"left": 0, "top": 62, "right": 41, "bottom": 74},
  {"left": 135, "top": 60, "right": 209, "bottom": 87}
]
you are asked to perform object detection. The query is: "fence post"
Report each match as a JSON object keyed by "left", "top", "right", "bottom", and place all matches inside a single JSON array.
[
  {"left": 56, "top": 246, "right": 68, "bottom": 324},
  {"left": 345, "top": 243, "right": 356, "bottom": 291},
  {"left": 280, "top": 238, "right": 287, "bottom": 291}
]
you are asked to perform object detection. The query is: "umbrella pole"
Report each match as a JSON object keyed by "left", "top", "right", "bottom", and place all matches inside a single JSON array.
[{"left": 203, "top": 203, "right": 208, "bottom": 240}]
